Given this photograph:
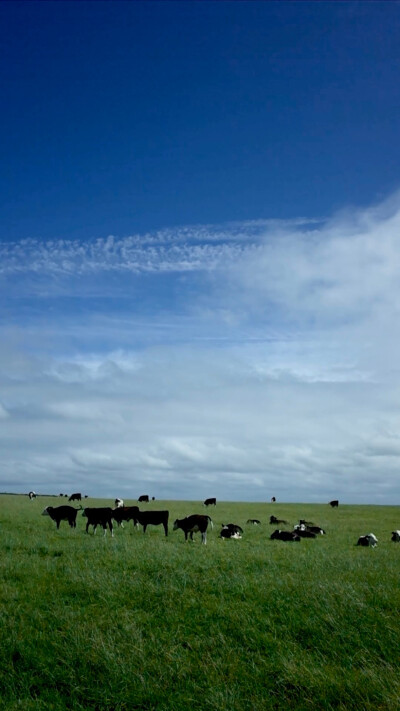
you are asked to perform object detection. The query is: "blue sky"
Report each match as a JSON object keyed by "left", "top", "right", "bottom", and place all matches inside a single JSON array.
[{"left": 1, "top": 1, "right": 400, "bottom": 503}]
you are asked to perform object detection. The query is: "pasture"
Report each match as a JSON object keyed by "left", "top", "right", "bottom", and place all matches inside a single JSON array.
[{"left": 0, "top": 496, "right": 399, "bottom": 711}]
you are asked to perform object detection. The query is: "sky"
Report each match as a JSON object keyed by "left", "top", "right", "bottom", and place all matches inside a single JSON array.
[{"left": 1, "top": 1, "right": 400, "bottom": 503}]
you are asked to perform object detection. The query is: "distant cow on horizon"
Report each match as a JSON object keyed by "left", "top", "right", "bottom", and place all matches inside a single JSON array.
[
  {"left": 329, "top": 500, "right": 339, "bottom": 508},
  {"left": 203, "top": 497, "right": 216, "bottom": 507},
  {"left": 69, "top": 493, "right": 82, "bottom": 502},
  {"left": 138, "top": 495, "right": 149, "bottom": 503},
  {"left": 28, "top": 491, "right": 36, "bottom": 500}
]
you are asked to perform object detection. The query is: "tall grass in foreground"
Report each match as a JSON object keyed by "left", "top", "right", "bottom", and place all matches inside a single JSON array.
[{"left": 0, "top": 496, "right": 399, "bottom": 710}]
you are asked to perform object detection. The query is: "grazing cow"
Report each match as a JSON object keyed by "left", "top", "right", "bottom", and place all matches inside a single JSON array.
[
  {"left": 329, "top": 500, "right": 339, "bottom": 508},
  {"left": 220, "top": 527, "right": 242, "bottom": 539},
  {"left": 138, "top": 495, "right": 149, "bottom": 503},
  {"left": 114, "top": 498, "right": 124, "bottom": 508},
  {"left": 111, "top": 506, "right": 139, "bottom": 528},
  {"left": 270, "top": 529, "right": 301, "bottom": 542},
  {"left": 247, "top": 519, "right": 261, "bottom": 525},
  {"left": 82, "top": 507, "right": 114, "bottom": 536},
  {"left": 356, "top": 533, "right": 378, "bottom": 548},
  {"left": 203, "top": 497, "right": 216, "bottom": 507},
  {"left": 134, "top": 508, "right": 169, "bottom": 536},
  {"left": 69, "top": 492, "right": 82, "bottom": 502},
  {"left": 42, "top": 505, "right": 81, "bottom": 529},
  {"left": 28, "top": 491, "right": 36, "bottom": 500},
  {"left": 391, "top": 530, "right": 400, "bottom": 542},
  {"left": 173, "top": 514, "right": 213, "bottom": 544},
  {"left": 269, "top": 515, "right": 288, "bottom": 525},
  {"left": 221, "top": 523, "right": 243, "bottom": 535}
]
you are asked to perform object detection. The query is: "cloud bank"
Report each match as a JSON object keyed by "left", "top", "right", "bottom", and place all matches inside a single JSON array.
[{"left": 1, "top": 193, "right": 400, "bottom": 503}]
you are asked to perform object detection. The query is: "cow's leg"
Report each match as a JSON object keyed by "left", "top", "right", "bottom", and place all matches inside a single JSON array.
[{"left": 163, "top": 522, "right": 168, "bottom": 536}]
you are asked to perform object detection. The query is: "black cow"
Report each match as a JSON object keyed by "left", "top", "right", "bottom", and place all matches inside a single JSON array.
[
  {"left": 294, "top": 529, "right": 316, "bottom": 538},
  {"left": 247, "top": 519, "right": 261, "bottom": 525},
  {"left": 173, "top": 515, "right": 213, "bottom": 544},
  {"left": 111, "top": 506, "right": 139, "bottom": 528},
  {"left": 271, "top": 496, "right": 276, "bottom": 503},
  {"left": 203, "top": 497, "right": 216, "bottom": 507},
  {"left": 329, "top": 500, "right": 339, "bottom": 508},
  {"left": 134, "top": 508, "right": 169, "bottom": 536},
  {"left": 138, "top": 495, "right": 149, "bottom": 503},
  {"left": 42, "top": 505, "right": 81, "bottom": 529},
  {"left": 82, "top": 507, "right": 114, "bottom": 536},
  {"left": 270, "top": 529, "right": 300, "bottom": 542},
  {"left": 69, "top": 492, "right": 82, "bottom": 502},
  {"left": 269, "top": 515, "right": 288, "bottom": 525}
]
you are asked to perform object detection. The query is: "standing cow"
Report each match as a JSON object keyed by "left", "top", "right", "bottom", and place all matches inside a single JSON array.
[{"left": 69, "top": 493, "right": 82, "bottom": 502}]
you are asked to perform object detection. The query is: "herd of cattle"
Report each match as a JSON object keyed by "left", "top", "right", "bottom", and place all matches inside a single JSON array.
[{"left": 33, "top": 494, "right": 400, "bottom": 546}]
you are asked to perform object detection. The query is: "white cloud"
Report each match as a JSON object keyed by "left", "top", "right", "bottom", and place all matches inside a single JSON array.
[{"left": 1, "top": 194, "right": 400, "bottom": 502}]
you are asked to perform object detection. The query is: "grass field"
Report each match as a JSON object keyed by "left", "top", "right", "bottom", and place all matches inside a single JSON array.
[{"left": 0, "top": 495, "right": 399, "bottom": 711}]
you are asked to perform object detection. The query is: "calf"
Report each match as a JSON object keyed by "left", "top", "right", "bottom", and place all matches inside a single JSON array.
[
  {"left": 203, "top": 497, "right": 216, "bottom": 507},
  {"left": 356, "top": 533, "right": 378, "bottom": 548},
  {"left": 69, "top": 492, "right": 82, "bottom": 502},
  {"left": 28, "top": 491, "right": 36, "bottom": 500},
  {"left": 269, "top": 515, "right": 288, "bottom": 525},
  {"left": 247, "top": 519, "right": 261, "bottom": 525},
  {"left": 135, "top": 508, "right": 169, "bottom": 536},
  {"left": 173, "top": 514, "right": 213, "bottom": 544},
  {"left": 138, "top": 495, "right": 149, "bottom": 503},
  {"left": 42, "top": 505, "right": 80, "bottom": 529},
  {"left": 270, "top": 529, "right": 300, "bottom": 542},
  {"left": 82, "top": 507, "right": 114, "bottom": 536},
  {"left": 391, "top": 530, "right": 400, "bottom": 542}
]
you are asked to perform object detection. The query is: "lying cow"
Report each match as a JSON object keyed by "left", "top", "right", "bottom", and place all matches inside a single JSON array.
[
  {"left": 294, "top": 528, "right": 316, "bottom": 539},
  {"left": 173, "top": 514, "right": 213, "bottom": 544},
  {"left": 134, "top": 508, "right": 169, "bottom": 536},
  {"left": 82, "top": 507, "right": 114, "bottom": 536},
  {"left": 356, "top": 533, "right": 378, "bottom": 548},
  {"left": 42, "top": 505, "right": 81, "bottom": 529},
  {"left": 247, "top": 519, "right": 261, "bottom": 525},
  {"left": 269, "top": 515, "right": 288, "bottom": 525},
  {"left": 270, "top": 529, "right": 301, "bottom": 542},
  {"left": 221, "top": 523, "right": 243, "bottom": 535},
  {"left": 220, "top": 527, "right": 242, "bottom": 539},
  {"left": 391, "top": 530, "right": 400, "bottom": 542},
  {"left": 294, "top": 523, "right": 326, "bottom": 535}
]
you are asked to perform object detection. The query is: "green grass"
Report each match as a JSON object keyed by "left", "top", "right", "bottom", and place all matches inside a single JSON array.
[{"left": 0, "top": 496, "right": 399, "bottom": 710}]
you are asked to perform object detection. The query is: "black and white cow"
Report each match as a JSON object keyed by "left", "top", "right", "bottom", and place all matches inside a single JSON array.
[
  {"left": 220, "top": 523, "right": 242, "bottom": 539},
  {"left": 114, "top": 498, "right": 124, "bottom": 508},
  {"left": 391, "top": 530, "right": 400, "bottom": 542},
  {"left": 356, "top": 533, "right": 378, "bottom": 547},
  {"left": 82, "top": 507, "right": 114, "bottom": 536},
  {"left": 247, "top": 519, "right": 261, "bottom": 525},
  {"left": 42, "top": 505, "right": 81, "bottom": 529},
  {"left": 28, "top": 491, "right": 36, "bottom": 500},
  {"left": 270, "top": 529, "right": 301, "bottom": 542},
  {"left": 173, "top": 514, "right": 213, "bottom": 544},
  {"left": 294, "top": 523, "right": 326, "bottom": 535}
]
